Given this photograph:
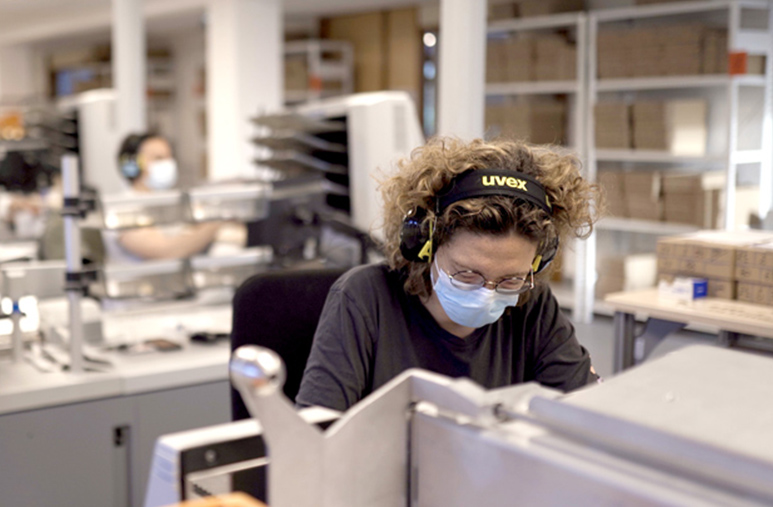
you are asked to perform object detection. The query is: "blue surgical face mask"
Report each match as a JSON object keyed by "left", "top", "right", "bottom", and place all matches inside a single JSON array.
[{"left": 431, "top": 258, "right": 520, "bottom": 329}]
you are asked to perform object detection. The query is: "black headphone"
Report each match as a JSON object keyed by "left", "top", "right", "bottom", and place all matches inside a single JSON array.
[
  {"left": 118, "top": 133, "right": 156, "bottom": 181},
  {"left": 399, "top": 169, "right": 559, "bottom": 274}
]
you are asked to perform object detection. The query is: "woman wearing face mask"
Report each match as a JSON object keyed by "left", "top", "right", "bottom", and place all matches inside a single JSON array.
[
  {"left": 103, "top": 133, "right": 220, "bottom": 263},
  {"left": 296, "top": 137, "right": 602, "bottom": 412}
]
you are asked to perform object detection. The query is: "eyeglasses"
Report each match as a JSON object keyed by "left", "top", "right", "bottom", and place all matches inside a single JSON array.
[{"left": 441, "top": 264, "right": 535, "bottom": 295}]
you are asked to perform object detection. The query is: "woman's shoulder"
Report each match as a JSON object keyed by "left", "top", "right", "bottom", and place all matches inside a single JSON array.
[
  {"left": 514, "top": 282, "right": 559, "bottom": 316},
  {"left": 333, "top": 262, "right": 400, "bottom": 294}
]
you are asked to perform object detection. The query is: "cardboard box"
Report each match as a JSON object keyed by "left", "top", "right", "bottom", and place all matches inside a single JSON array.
[
  {"left": 596, "top": 253, "right": 657, "bottom": 297},
  {"left": 623, "top": 170, "right": 662, "bottom": 221},
  {"left": 486, "top": 38, "right": 509, "bottom": 83},
  {"left": 662, "top": 171, "right": 725, "bottom": 193},
  {"left": 534, "top": 35, "right": 576, "bottom": 81},
  {"left": 597, "top": 30, "right": 634, "bottom": 79},
  {"left": 489, "top": 1, "right": 519, "bottom": 20},
  {"left": 504, "top": 36, "right": 534, "bottom": 82},
  {"left": 737, "top": 282, "right": 773, "bottom": 306},
  {"left": 736, "top": 241, "right": 773, "bottom": 269},
  {"left": 657, "top": 230, "right": 773, "bottom": 283},
  {"left": 598, "top": 170, "right": 626, "bottom": 217},
  {"left": 663, "top": 189, "right": 721, "bottom": 228},
  {"left": 632, "top": 99, "right": 707, "bottom": 155},
  {"left": 498, "top": 99, "right": 566, "bottom": 145},
  {"left": 661, "top": 171, "right": 724, "bottom": 228},
  {"left": 517, "top": 0, "right": 584, "bottom": 17},
  {"left": 659, "top": 274, "right": 735, "bottom": 299},
  {"left": 747, "top": 54, "right": 766, "bottom": 75},
  {"left": 708, "top": 278, "right": 736, "bottom": 299},
  {"left": 702, "top": 29, "right": 728, "bottom": 74},
  {"left": 595, "top": 102, "right": 631, "bottom": 149},
  {"left": 284, "top": 57, "right": 308, "bottom": 91}
]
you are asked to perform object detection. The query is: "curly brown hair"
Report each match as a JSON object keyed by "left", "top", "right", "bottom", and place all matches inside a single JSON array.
[{"left": 379, "top": 137, "right": 601, "bottom": 300}]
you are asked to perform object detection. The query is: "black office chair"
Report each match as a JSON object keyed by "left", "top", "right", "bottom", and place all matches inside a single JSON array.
[{"left": 230, "top": 267, "right": 347, "bottom": 421}]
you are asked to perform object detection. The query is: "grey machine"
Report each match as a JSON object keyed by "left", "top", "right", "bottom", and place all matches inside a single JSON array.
[{"left": 146, "top": 344, "right": 773, "bottom": 507}]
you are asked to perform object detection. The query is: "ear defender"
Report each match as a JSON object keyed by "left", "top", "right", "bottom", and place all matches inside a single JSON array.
[
  {"left": 531, "top": 235, "right": 559, "bottom": 274},
  {"left": 400, "top": 207, "right": 435, "bottom": 262},
  {"left": 120, "top": 156, "right": 141, "bottom": 180}
]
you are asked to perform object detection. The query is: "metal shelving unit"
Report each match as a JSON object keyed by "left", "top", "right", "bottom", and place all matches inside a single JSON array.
[
  {"left": 486, "top": 11, "right": 592, "bottom": 322},
  {"left": 284, "top": 40, "right": 353, "bottom": 105},
  {"left": 583, "top": 0, "right": 773, "bottom": 319}
]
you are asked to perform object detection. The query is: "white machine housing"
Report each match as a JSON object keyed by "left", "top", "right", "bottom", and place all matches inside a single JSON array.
[
  {"left": 147, "top": 344, "right": 773, "bottom": 507},
  {"left": 292, "top": 91, "right": 424, "bottom": 238}
]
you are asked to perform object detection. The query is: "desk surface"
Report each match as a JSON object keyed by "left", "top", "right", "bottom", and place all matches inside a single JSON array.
[
  {"left": 0, "top": 301, "right": 232, "bottom": 416},
  {"left": 605, "top": 289, "right": 773, "bottom": 339}
]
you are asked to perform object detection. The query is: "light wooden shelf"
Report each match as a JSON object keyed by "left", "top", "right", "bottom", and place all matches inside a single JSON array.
[{"left": 596, "top": 74, "right": 766, "bottom": 92}]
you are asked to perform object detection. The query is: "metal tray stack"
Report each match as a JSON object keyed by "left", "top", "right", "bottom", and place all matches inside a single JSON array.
[
  {"left": 100, "top": 191, "right": 186, "bottom": 230},
  {"left": 187, "top": 182, "right": 272, "bottom": 223},
  {"left": 251, "top": 111, "right": 350, "bottom": 213},
  {"left": 189, "top": 246, "right": 273, "bottom": 290}
]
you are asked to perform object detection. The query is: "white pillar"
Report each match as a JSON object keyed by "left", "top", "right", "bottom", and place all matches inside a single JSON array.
[
  {"left": 436, "top": 0, "right": 486, "bottom": 140},
  {"left": 0, "top": 45, "right": 35, "bottom": 102},
  {"left": 206, "top": 0, "right": 283, "bottom": 182},
  {"left": 111, "top": 0, "right": 147, "bottom": 135}
]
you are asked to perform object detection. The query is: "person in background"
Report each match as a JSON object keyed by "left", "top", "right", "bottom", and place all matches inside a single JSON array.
[
  {"left": 297, "top": 137, "right": 602, "bottom": 412},
  {"left": 103, "top": 133, "right": 220, "bottom": 263}
]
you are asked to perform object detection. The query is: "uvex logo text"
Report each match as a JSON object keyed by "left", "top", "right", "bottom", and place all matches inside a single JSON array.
[{"left": 481, "top": 175, "right": 528, "bottom": 191}]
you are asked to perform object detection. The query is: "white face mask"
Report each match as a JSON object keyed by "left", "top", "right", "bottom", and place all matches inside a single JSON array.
[
  {"left": 145, "top": 159, "right": 178, "bottom": 190},
  {"left": 431, "top": 258, "right": 520, "bottom": 329}
]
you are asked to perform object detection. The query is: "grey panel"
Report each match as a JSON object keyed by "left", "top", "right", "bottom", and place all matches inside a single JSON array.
[
  {"left": 0, "top": 397, "right": 133, "bottom": 507},
  {"left": 130, "top": 381, "right": 231, "bottom": 507}
]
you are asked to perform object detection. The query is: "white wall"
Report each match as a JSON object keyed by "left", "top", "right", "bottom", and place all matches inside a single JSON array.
[
  {"left": 206, "top": 0, "right": 283, "bottom": 182},
  {"left": 171, "top": 28, "right": 207, "bottom": 188},
  {"left": 0, "top": 45, "right": 36, "bottom": 102}
]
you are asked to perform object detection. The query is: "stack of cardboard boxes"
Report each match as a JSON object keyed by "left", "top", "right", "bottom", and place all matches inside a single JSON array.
[
  {"left": 597, "top": 30, "right": 633, "bottom": 79},
  {"left": 594, "top": 103, "right": 630, "bottom": 149},
  {"left": 623, "top": 171, "right": 663, "bottom": 221},
  {"left": 630, "top": 28, "right": 663, "bottom": 77},
  {"left": 702, "top": 29, "right": 729, "bottom": 74},
  {"left": 597, "top": 24, "right": 731, "bottom": 79},
  {"left": 597, "top": 170, "right": 626, "bottom": 217},
  {"left": 485, "top": 99, "right": 566, "bottom": 144},
  {"left": 598, "top": 169, "right": 757, "bottom": 229},
  {"left": 736, "top": 242, "right": 773, "bottom": 306},
  {"left": 631, "top": 99, "right": 707, "bottom": 155},
  {"left": 489, "top": 0, "right": 584, "bottom": 19},
  {"left": 595, "top": 253, "right": 658, "bottom": 298},
  {"left": 486, "top": 33, "right": 576, "bottom": 83},
  {"left": 285, "top": 56, "right": 308, "bottom": 92},
  {"left": 657, "top": 231, "right": 773, "bottom": 306},
  {"left": 534, "top": 35, "right": 577, "bottom": 81},
  {"left": 660, "top": 25, "right": 704, "bottom": 76},
  {"left": 596, "top": 98, "right": 707, "bottom": 155},
  {"left": 486, "top": 36, "right": 534, "bottom": 83},
  {"left": 661, "top": 172, "right": 724, "bottom": 229}
]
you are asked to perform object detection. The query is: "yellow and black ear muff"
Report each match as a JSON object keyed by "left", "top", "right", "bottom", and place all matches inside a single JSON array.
[
  {"left": 531, "top": 235, "right": 560, "bottom": 274},
  {"left": 400, "top": 207, "right": 436, "bottom": 262}
]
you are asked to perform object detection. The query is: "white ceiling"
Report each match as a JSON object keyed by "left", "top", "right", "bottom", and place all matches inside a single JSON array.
[
  {"left": 0, "top": 0, "right": 433, "bottom": 46},
  {"left": 0, "top": 0, "right": 429, "bottom": 24}
]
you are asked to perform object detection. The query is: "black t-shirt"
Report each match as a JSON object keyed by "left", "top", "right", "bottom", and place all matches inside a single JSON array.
[{"left": 296, "top": 263, "right": 597, "bottom": 411}]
